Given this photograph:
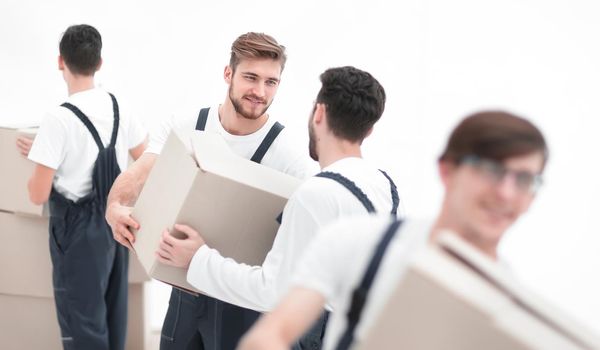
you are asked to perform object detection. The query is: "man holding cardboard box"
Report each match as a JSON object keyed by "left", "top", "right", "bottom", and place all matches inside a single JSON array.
[
  {"left": 106, "top": 32, "right": 315, "bottom": 350},
  {"left": 158, "top": 66, "right": 401, "bottom": 349},
  {"left": 238, "top": 111, "right": 550, "bottom": 350},
  {"left": 22, "top": 24, "right": 148, "bottom": 350}
]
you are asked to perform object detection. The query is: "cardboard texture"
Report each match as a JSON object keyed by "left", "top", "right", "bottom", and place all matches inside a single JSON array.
[
  {"left": 0, "top": 286, "right": 147, "bottom": 350},
  {"left": 0, "top": 127, "right": 48, "bottom": 216},
  {"left": 0, "top": 211, "right": 149, "bottom": 298},
  {"left": 0, "top": 210, "right": 54, "bottom": 298},
  {"left": 132, "top": 129, "right": 301, "bottom": 293},
  {"left": 126, "top": 283, "right": 149, "bottom": 350},
  {"left": 0, "top": 294, "right": 62, "bottom": 350},
  {"left": 357, "top": 233, "right": 600, "bottom": 350}
]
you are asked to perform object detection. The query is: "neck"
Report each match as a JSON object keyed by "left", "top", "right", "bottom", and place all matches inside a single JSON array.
[
  {"left": 66, "top": 75, "right": 95, "bottom": 96},
  {"left": 317, "top": 137, "right": 362, "bottom": 169},
  {"left": 218, "top": 99, "right": 268, "bottom": 136},
  {"left": 429, "top": 208, "right": 499, "bottom": 261}
]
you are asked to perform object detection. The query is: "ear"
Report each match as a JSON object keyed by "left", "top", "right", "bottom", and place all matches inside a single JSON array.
[
  {"left": 58, "top": 55, "right": 64, "bottom": 71},
  {"left": 224, "top": 65, "right": 233, "bottom": 84},
  {"left": 438, "top": 160, "right": 455, "bottom": 189},
  {"left": 365, "top": 126, "right": 374, "bottom": 138},
  {"left": 313, "top": 103, "right": 326, "bottom": 125},
  {"left": 95, "top": 57, "right": 103, "bottom": 72}
]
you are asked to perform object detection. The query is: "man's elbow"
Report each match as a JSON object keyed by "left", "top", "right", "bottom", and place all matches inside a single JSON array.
[
  {"left": 29, "top": 191, "right": 48, "bottom": 205},
  {"left": 27, "top": 181, "right": 49, "bottom": 205}
]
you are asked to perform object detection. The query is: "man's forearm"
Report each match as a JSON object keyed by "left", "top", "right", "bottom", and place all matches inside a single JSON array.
[{"left": 108, "top": 153, "right": 156, "bottom": 206}]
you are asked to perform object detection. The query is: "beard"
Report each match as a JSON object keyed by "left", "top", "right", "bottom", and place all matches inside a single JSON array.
[
  {"left": 228, "top": 83, "right": 271, "bottom": 120},
  {"left": 308, "top": 109, "right": 319, "bottom": 161}
]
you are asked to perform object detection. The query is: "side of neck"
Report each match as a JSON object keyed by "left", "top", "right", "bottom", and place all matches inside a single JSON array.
[{"left": 317, "top": 138, "right": 363, "bottom": 169}]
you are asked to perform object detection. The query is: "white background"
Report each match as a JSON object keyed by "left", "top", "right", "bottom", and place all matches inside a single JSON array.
[{"left": 1, "top": 0, "right": 599, "bottom": 335}]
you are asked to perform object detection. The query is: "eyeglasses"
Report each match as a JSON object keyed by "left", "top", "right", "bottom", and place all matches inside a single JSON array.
[{"left": 459, "top": 155, "right": 543, "bottom": 194}]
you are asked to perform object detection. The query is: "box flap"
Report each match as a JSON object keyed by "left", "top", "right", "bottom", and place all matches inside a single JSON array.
[{"left": 191, "top": 131, "right": 299, "bottom": 200}]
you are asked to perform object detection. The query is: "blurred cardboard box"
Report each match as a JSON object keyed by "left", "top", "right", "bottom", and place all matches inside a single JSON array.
[
  {"left": 0, "top": 211, "right": 149, "bottom": 298},
  {"left": 0, "top": 284, "right": 147, "bottom": 350},
  {"left": 357, "top": 233, "right": 600, "bottom": 350},
  {"left": 0, "top": 293, "right": 62, "bottom": 350},
  {"left": 0, "top": 126, "right": 48, "bottom": 216},
  {"left": 132, "top": 129, "right": 300, "bottom": 293}
]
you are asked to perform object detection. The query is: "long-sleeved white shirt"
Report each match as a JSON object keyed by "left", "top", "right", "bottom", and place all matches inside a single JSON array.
[{"left": 187, "top": 157, "right": 401, "bottom": 311}]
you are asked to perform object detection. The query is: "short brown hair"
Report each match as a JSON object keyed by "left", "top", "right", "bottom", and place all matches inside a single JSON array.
[
  {"left": 59, "top": 24, "right": 102, "bottom": 76},
  {"left": 229, "top": 32, "right": 287, "bottom": 72},
  {"left": 439, "top": 110, "right": 548, "bottom": 168}
]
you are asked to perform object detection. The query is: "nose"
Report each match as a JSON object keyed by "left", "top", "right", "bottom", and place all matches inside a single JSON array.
[
  {"left": 252, "top": 81, "right": 266, "bottom": 98},
  {"left": 495, "top": 174, "right": 519, "bottom": 200}
]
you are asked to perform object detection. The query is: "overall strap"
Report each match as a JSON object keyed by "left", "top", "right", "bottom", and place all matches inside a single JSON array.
[
  {"left": 379, "top": 170, "right": 399, "bottom": 216},
  {"left": 315, "top": 172, "right": 376, "bottom": 213},
  {"left": 61, "top": 102, "right": 104, "bottom": 151},
  {"left": 196, "top": 108, "right": 210, "bottom": 131},
  {"left": 335, "top": 219, "right": 404, "bottom": 350},
  {"left": 60, "top": 92, "right": 120, "bottom": 151},
  {"left": 107, "top": 93, "right": 120, "bottom": 148},
  {"left": 250, "top": 121, "right": 285, "bottom": 164}
]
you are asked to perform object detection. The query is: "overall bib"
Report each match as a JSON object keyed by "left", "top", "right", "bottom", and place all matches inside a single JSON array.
[
  {"left": 160, "top": 108, "right": 285, "bottom": 350},
  {"left": 49, "top": 93, "right": 129, "bottom": 350},
  {"left": 293, "top": 170, "right": 400, "bottom": 350},
  {"left": 334, "top": 220, "right": 404, "bottom": 350}
]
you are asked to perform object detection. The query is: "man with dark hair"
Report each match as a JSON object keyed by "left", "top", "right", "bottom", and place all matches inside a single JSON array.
[
  {"left": 159, "top": 66, "right": 401, "bottom": 349},
  {"left": 105, "top": 32, "right": 314, "bottom": 350},
  {"left": 238, "top": 111, "right": 548, "bottom": 350},
  {"left": 19, "top": 24, "right": 147, "bottom": 350}
]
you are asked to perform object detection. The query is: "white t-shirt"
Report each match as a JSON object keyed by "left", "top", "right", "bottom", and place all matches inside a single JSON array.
[
  {"left": 187, "top": 157, "right": 403, "bottom": 312},
  {"left": 28, "top": 88, "right": 147, "bottom": 201},
  {"left": 146, "top": 105, "right": 316, "bottom": 179},
  {"left": 290, "top": 215, "right": 431, "bottom": 350}
]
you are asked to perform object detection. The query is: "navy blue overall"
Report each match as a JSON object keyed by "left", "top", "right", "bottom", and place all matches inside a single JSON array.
[
  {"left": 48, "top": 93, "right": 128, "bottom": 350},
  {"left": 160, "top": 108, "right": 285, "bottom": 350},
  {"left": 334, "top": 219, "right": 404, "bottom": 350},
  {"left": 293, "top": 170, "right": 400, "bottom": 350}
]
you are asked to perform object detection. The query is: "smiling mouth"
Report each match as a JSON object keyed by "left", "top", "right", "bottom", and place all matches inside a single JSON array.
[{"left": 244, "top": 96, "right": 265, "bottom": 105}]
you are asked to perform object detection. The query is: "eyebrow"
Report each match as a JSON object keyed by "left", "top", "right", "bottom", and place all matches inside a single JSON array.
[{"left": 240, "top": 71, "right": 280, "bottom": 83}]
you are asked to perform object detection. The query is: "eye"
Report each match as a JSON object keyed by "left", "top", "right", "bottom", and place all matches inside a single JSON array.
[
  {"left": 266, "top": 79, "right": 279, "bottom": 87},
  {"left": 514, "top": 172, "right": 535, "bottom": 189},
  {"left": 244, "top": 75, "right": 256, "bottom": 81},
  {"left": 479, "top": 160, "right": 506, "bottom": 181}
]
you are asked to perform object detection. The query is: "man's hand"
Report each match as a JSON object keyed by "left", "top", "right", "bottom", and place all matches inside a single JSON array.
[
  {"left": 156, "top": 224, "right": 206, "bottom": 268},
  {"left": 16, "top": 136, "right": 34, "bottom": 157},
  {"left": 106, "top": 202, "right": 139, "bottom": 250}
]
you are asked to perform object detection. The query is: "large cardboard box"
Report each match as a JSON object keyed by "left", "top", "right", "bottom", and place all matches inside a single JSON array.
[
  {"left": 0, "top": 294, "right": 62, "bottom": 350},
  {"left": 0, "top": 286, "right": 147, "bottom": 350},
  {"left": 0, "top": 126, "right": 47, "bottom": 216},
  {"left": 357, "top": 233, "right": 600, "bottom": 350},
  {"left": 0, "top": 211, "right": 54, "bottom": 298},
  {"left": 132, "top": 130, "right": 301, "bottom": 293},
  {"left": 0, "top": 211, "right": 149, "bottom": 298}
]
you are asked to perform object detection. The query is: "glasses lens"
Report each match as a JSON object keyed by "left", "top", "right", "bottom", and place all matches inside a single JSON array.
[{"left": 461, "top": 155, "right": 543, "bottom": 194}]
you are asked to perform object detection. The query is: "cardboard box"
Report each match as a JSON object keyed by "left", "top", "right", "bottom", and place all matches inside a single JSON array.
[
  {"left": 0, "top": 293, "right": 62, "bottom": 350},
  {"left": 0, "top": 211, "right": 54, "bottom": 298},
  {"left": 126, "top": 283, "right": 149, "bottom": 350},
  {"left": 0, "top": 211, "right": 149, "bottom": 298},
  {"left": 357, "top": 233, "right": 600, "bottom": 350},
  {"left": 0, "top": 126, "right": 48, "bottom": 216},
  {"left": 132, "top": 129, "right": 301, "bottom": 293},
  {"left": 0, "top": 286, "right": 148, "bottom": 350}
]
